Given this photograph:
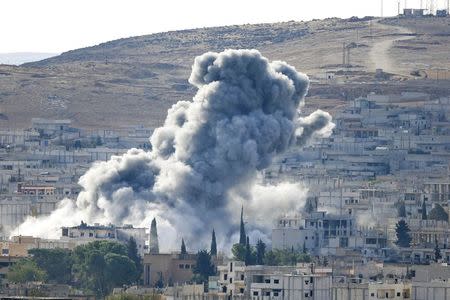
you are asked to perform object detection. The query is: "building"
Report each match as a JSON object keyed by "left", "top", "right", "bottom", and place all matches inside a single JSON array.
[
  {"left": 61, "top": 222, "right": 147, "bottom": 255},
  {"left": 143, "top": 252, "right": 197, "bottom": 287},
  {"left": 368, "top": 281, "right": 411, "bottom": 299},
  {"left": 272, "top": 211, "right": 357, "bottom": 254},
  {"left": 215, "top": 261, "right": 332, "bottom": 299},
  {"left": 250, "top": 269, "right": 333, "bottom": 300}
]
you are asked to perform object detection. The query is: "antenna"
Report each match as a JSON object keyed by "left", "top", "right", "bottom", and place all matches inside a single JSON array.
[{"left": 381, "top": 0, "right": 384, "bottom": 17}]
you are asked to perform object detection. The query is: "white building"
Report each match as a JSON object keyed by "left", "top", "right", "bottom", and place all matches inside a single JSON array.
[{"left": 61, "top": 222, "right": 148, "bottom": 255}]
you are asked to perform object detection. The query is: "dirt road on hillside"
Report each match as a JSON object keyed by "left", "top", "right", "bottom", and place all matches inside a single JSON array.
[{"left": 369, "top": 21, "right": 415, "bottom": 76}]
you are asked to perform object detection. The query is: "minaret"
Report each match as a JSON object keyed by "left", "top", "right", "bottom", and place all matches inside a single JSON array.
[{"left": 149, "top": 218, "right": 159, "bottom": 254}]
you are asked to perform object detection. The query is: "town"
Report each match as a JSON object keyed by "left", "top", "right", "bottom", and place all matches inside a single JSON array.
[
  {"left": 1, "top": 2, "right": 450, "bottom": 300},
  {"left": 1, "top": 87, "right": 450, "bottom": 299}
]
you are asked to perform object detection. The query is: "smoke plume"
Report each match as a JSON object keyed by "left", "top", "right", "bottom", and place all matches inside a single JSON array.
[{"left": 14, "top": 49, "right": 333, "bottom": 249}]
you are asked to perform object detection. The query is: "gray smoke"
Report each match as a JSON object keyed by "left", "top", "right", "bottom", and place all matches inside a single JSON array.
[{"left": 14, "top": 49, "right": 333, "bottom": 249}]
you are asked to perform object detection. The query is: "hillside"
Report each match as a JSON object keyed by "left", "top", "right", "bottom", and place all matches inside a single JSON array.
[{"left": 0, "top": 17, "right": 449, "bottom": 130}]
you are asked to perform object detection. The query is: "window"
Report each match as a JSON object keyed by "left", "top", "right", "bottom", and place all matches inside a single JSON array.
[
  {"left": 274, "top": 292, "right": 279, "bottom": 296},
  {"left": 305, "top": 292, "right": 309, "bottom": 298},
  {"left": 179, "top": 264, "right": 185, "bottom": 269},
  {"left": 253, "top": 291, "right": 258, "bottom": 296},
  {"left": 370, "top": 293, "right": 375, "bottom": 297},
  {"left": 2, "top": 249, "right": 9, "bottom": 255},
  {"left": 224, "top": 274, "right": 228, "bottom": 280},
  {"left": 230, "top": 278, "right": 233, "bottom": 283},
  {"left": 239, "top": 288, "right": 244, "bottom": 294},
  {"left": 241, "top": 274, "right": 244, "bottom": 280},
  {"left": 80, "top": 232, "right": 85, "bottom": 237},
  {"left": 265, "top": 279, "right": 270, "bottom": 283},
  {"left": 265, "top": 292, "right": 270, "bottom": 296},
  {"left": 185, "top": 264, "right": 190, "bottom": 269},
  {"left": 397, "top": 292, "right": 401, "bottom": 296},
  {"left": 89, "top": 232, "right": 93, "bottom": 237},
  {"left": 274, "top": 279, "right": 279, "bottom": 284}
]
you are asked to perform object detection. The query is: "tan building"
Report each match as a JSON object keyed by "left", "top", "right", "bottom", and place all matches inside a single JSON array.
[
  {"left": 143, "top": 253, "right": 197, "bottom": 287},
  {"left": 368, "top": 282, "right": 411, "bottom": 299},
  {"left": 0, "top": 235, "right": 75, "bottom": 280}
]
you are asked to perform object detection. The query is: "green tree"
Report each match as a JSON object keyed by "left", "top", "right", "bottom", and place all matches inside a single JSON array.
[
  {"left": 262, "top": 249, "right": 311, "bottom": 266},
  {"left": 397, "top": 201, "right": 406, "bottom": 218},
  {"left": 421, "top": 200, "right": 427, "bottom": 220},
  {"left": 395, "top": 219, "right": 412, "bottom": 248},
  {"left": 434, "top": 239, "right": 442, "bottom": 262},
  {"left": 429, "top": 204, "right": 449, "bottom": 221},
  {"left": 154, "top": 272, "right": 164, "bottom": 288},
  {"left": 7, "top": 259, "right": 47, "bottom": 283},
  {"left": 28, "top": 248, "right": 72, "bottom": 284},
  {"left": 304, "top": 197, "right": 316, "bottom": 214},
  {"left": 256, "top": 239, "right": 266, "bottom": 265},
  {"left": 210, "top": 229, "right": 217, "bottom": 256},
  {"left": 302, "top": 241, "right": 307, "bottom": 254},
  {"left": 192, "top": 250, "right": 215, "bottom": 283},
  {"left": 239, "top": 206, "right": 246, "bottom": 245},
  {"left": 105, "top": 253, "right": 137, "bottom": 290},
  {"left": 72, "top": 240, "right": 135, "bottom": 297},
  {"left": 264, "top": 251, "right": 278, "bottom": 266},
  {"left": 127, "top": 237, "right": 143, "bottom": 283},
  {"left": 180, "top": 238, "right": 187, "bottom": 255},
  {"left": 231, "top": 243, "right": 246, "bottom": 261},
  {"left": 323, "top": 256, "right": 329, "bottom": 266},
  {"left": 244, "top": 236, "right": 254, "bottom": 266}
]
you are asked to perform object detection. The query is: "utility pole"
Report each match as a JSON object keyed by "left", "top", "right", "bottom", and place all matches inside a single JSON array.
[
  {"left": 381, "top": 0, "right": 384, "bottom": 17},
  {"left": 342, "top": 43, "right": 347, "bottom": 66}
]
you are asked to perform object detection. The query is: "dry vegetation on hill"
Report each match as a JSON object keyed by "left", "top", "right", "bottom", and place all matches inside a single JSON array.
[{"left": 0, "top": 17, "right": 449, "bottom": 130}]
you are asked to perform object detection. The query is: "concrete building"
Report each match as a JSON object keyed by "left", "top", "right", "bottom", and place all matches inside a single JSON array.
[
  {"left": 250, "top": 270, "right": 333, "bottom": 300},
  {"left": 61, "top": 222, "right": 148, "bottom": 255},
  {"left": 143, "top": 252, "right": 197, "bottom": 287}
]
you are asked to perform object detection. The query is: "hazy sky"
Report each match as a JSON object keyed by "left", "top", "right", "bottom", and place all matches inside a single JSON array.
[{"left": 1, "top": 0, "right": 446, "bottom": 53}]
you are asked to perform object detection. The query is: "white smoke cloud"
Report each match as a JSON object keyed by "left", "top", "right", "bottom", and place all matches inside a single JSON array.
[{"left": 13, "top": 49, "right": 333, "bottom": 250}]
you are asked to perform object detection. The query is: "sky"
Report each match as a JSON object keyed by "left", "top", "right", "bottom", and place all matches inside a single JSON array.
[{"left": 1, "top": 0, "right": 448, "bottom": 53}]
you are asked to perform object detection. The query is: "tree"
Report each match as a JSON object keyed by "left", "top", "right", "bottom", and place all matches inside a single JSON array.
[
  {"left": 239, "top": 206, "right": 246, "bottom": 245},
  {"left": 28, "top": 248, "right": 72, "bottom": 284},
  {"left": 264, "top": 251, "right": 278, "bottom": 266},
  {"left": 323, "top": 256, "right": 329, "bottom": 267},
  {"left": 154, "top": 272, "right": 164, "bottom": 288},
  {"left": 7, "top": 259, "right": 47, "bottom": 283},
  {"left": 434, "top": 239, "right": 442, "bottom": 262},
  {"left": 397, "top": 201, "right": 406, "bottom": 218},
  {"left": 244, "top": 236, "right": 253, "bottom": 266},
  {"left": 395, "top": 219, "right": 412, "bottom": 248},
  {"left": 256, "top": 239, "right": 266, "bottom": 265},
  {"left": 72, "top": 240, "right": 132, "bottom": 297},
  {"left": 192, "top": 250, "right": 215, "bottom": 283},
  {"left": 231, "top": 243, "right": 246, "bottom": 261},
  {"left": 104, "top": 253, "right": 137, "bottom": 290},
  {"left": 127, "top": 237, "right": 143, "bottom": 283},
  {"left": 429, "top": 204, "right": 449, "bottom": 221},
  {"left": 210, "top": 229, "right": 217, "bottom": 256},
  {"left": 180, "top": 238, "right": 187, "bottom": 255},
  {"left": 421, "top": 200, "right": 427, "bottom": 220},
  {"left": 262, "top": 249, "right": 311, "bottom": 266},
  {"left": 304, "top": 197, "right": 316, "bottom": 214}
]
